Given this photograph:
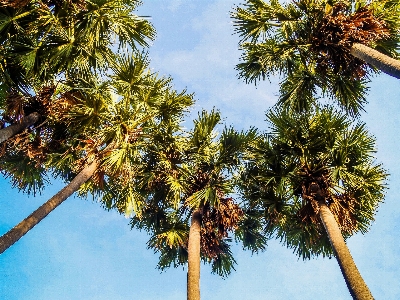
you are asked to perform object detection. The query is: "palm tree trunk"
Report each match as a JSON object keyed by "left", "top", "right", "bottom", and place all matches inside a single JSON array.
[
  {"left": 319, "top": 201, "right": 374, "bottom": 300},
  {"left": 350, "top": 43, "right": 400, "bottom": 79},
  {"left": 187, "top": 209, "right": 202, "bottom": 300},
  {"left": 0, "top": 160, "right": 97, "bottom": 254},
  {"left": 0, "top": 112, "right": 40, "bottom": 143}
]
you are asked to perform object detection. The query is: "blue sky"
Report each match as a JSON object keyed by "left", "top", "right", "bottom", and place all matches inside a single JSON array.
[{"left": 1, "top": 1, "right": 400, "bottom": 299}]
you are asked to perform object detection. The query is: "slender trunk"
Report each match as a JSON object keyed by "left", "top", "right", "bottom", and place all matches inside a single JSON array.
[
  {"left": 0, "top": 112, "right": 41, "bottom": 143},
  {"left": 0, "top": 160, "right": 97, "bottom": 254},
  {"left": 187, "top": 209, "right": 202, "bottom": 300},
  {"left": 350, "top": 43, "right": 400, "bottom": 79},
  {"left": 319, "top": 201, "right": 374, "bottom": 300}
]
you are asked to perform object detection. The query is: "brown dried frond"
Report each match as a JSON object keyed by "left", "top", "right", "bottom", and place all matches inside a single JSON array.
[
  {"left": 126, "top": 127, "right": 143, "bottom": 144},
  {"left": 70, "top": 138, "right": 101, "bottom": 173},
  {"left": 5, "top": 131, "right": 48, "bottom": 166},
  {"left": 24, "top": 85, "right": 55, "bottom": 118},
  {"left": 187, "top": 170, "right": 210, "bottom": 195},
  {"left": 297, "top": 165, "right": 358, "bottom": 233},
  {"left": 297, "top": 165, "right": 331, "bottom": 199},
  {"left": 147, "top": 173, "right": 167, "bottom": 191},
  {"left": 298, "top": 201, "right": 320, "bottom": 225},
  {"left": 91, "top": 169, "right": 105, "bottom": 189},
  {"left": 49, "top": 90, "right": 81, "bottom": 120},
  {"left": 35, "top": 85, "right": 54, "bottom": 105},
  {"left": 328, "top": 193, "right": 358, "bottom": 233},
  {"left": 3, "top": 86, "right": 55, "bottom": 125},
  {"left": 0, "top": 0, "right": 31, "bottom": 8},
  {"left": 200, "top": 198, "right": 244, "bottom": 259},
  {"left": 312, "top": 3, "right": 390, "bottom": 78},
  {"left": 297, "top": 165, "right": 330, "bottom": 224},
  {"left": 5, "top": 91, "right": 26, "bottom": 123}
]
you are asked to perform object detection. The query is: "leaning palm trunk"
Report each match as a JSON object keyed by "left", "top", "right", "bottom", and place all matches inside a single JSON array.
[
  {"left": 0, "top": 160, "right": 97, "bottom": 254},
  {"left": 0, "top": 112, "right": 40, "bottom": 143},
  {"left": 187, "top": 209, "right": 202, "bottom": 300},
  {"left": 319, "top": 201, "right": 374, "bottom": 300},
  {"left": 350, "top": 43, "right": 400, "bottom": 79}
]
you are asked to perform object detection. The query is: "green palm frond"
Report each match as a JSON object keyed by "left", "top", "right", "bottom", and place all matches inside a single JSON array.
[
  {"left": 209, "top": 239, "right": 237, "bottom": 277},
  {"left": 0, "top": 0, "right": 154, "bottom": 88},
  {"left": 0, "top": 6, "right": 32, "bottom": 41},
  {"left": 80, "top": 0, "right": 155, "bottom": 49},
  {"left": 327, "top": 74, "right": 368, "bottom": 115},
  {"left": 191, "top": 109, "right": 221, "bottom": 151},
  {"left": 237, "top": 39, "right": 297, "bottom": 82},
  {"left": 149, "top": 223, "right": 189, "bottom": 250},
  {"left": 155, "top": 88, "right": 194, "bottom": 123},
  {"left": 185, "top": 188, "right": 207, "bottom": 209},
  {"left": 146, "top": 219, "right": 190, "bottom": 270},
  {"left": 0, "top": 152, "right": 48, "bottom": 195},
  {"left": 110, "top": 51, "right": 153, "bottom": 96},
  {"left": 166, "top": 174, "right": 185, "bottom": 209},
  {"left": 218, "top": 126, "right": 257, "bottom": 168},
  {"left": 278, "top": 66, "right": 319, "bottom": 113},
  {"left": 235, "top": 208, "right": 268, "bottom": 253}
]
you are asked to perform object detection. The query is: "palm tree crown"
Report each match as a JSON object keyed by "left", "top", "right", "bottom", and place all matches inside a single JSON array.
[
  {"left": 239, "top": 106, "right": 386, "bottom": 259},
  {"left": 0, "top": 0, "right": 155, "bottom": 86},
  {"left": 131, "top": 109, "right": 258, "bottom": 277},
  {"left": 232, "top": 0, "right": 400, "bottom": 114},
  {"left": 0, "top": 51, "right": 196, "bottom": 253},
  {"left": 0, "top": 0, "right": 155, "bottom": 155}
]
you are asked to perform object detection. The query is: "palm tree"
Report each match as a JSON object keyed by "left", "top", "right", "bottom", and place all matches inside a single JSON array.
[
  {"left": 231, "top": 0, "right": 400, "bottom": 114},
  {"left": 0, "top": 54, "right": 195, "bottom": 253},
  {"left": 239, "top": 106, "right": 386, "bottom": 299},
  {"left": 0, "top": 0, "right": 155, "bottom": 143},
  {"left": 130, "top": 110, "right": 259, "bottom": 300}
]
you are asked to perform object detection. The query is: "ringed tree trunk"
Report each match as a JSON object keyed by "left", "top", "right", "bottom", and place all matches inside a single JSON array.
[
  {"left": 0, "top": 160, "right": 97, "bottom": 254},
  {"left": 351, "top": 43, "right": 400, "bottom": 79},
  {"left": 318, "top": 201, "right": 374, "bottom": 300},
  {"left": 0, "top": 112, "right": 41, "bottom": 143},
  {"left": 187, "top": 209, "right": 202, "bottom": 300}
]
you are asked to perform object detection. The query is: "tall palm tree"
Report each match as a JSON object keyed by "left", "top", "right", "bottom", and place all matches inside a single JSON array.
[
  {"left": 232, "top": 0, "right": 400, "bottom": 114},
  {"left": 130, "top": 110, "right": 259, "bottom": 300},
  {"left": 239, "top": 107, "right": 386, "bottom": 299},
  {"left": 0, "top": 54, "right": 195, "bottom": 253},
  {"left": 0, "top": 0, "right": 155, "bottom": 143}
]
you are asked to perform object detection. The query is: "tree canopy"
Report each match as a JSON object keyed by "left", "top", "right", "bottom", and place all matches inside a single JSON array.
[
  {"left": 130, "top": 109, "right": 262, "bottom": 277},
  {"left": 239, "top": 106, "right": 387, "bottom": 259},
  {"left": 232, "top": 0, "right": 400, "bottom": 114}
]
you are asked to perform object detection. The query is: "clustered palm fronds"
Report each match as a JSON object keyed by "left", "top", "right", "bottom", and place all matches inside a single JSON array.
[
  {"left": 296, "top": 165, "right": 358, "bottom": 234},
  {"left": 240, "top": 107, "right": 387, "bottom": 259},
  {"left": 0, "top": 0, "right": 155, "bottom": 84},
  {"left": 129, "top": 110, "right": 262, "bottom": 277},
  {"left": 0, "top": 0, "right": 156, "bottom": 143},
  {"left": 201, "top": 198, "right": 243, "bottom": 259},
  {"left": 0, "top": 0, "right": 156, "bottom": 193},
  {"left": 232, "top": 0, "right": 400, "bottom": 114},
  {"left": 311, "top": 2, "right": 390, "bottom": 78},
  {"left": 0, "top": 0, "right": 86, "bottom": 9},
  {"left": 0, "top": 1, "right": 392, "bottom": 299}
]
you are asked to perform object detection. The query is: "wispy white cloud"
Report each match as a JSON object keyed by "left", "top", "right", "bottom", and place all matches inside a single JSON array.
[
  {"left": 167, "top": 0, "right": 184, "bottom": 12},
  {"left": 147, "top": 0, "right": 278, "bottom": 129}
]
